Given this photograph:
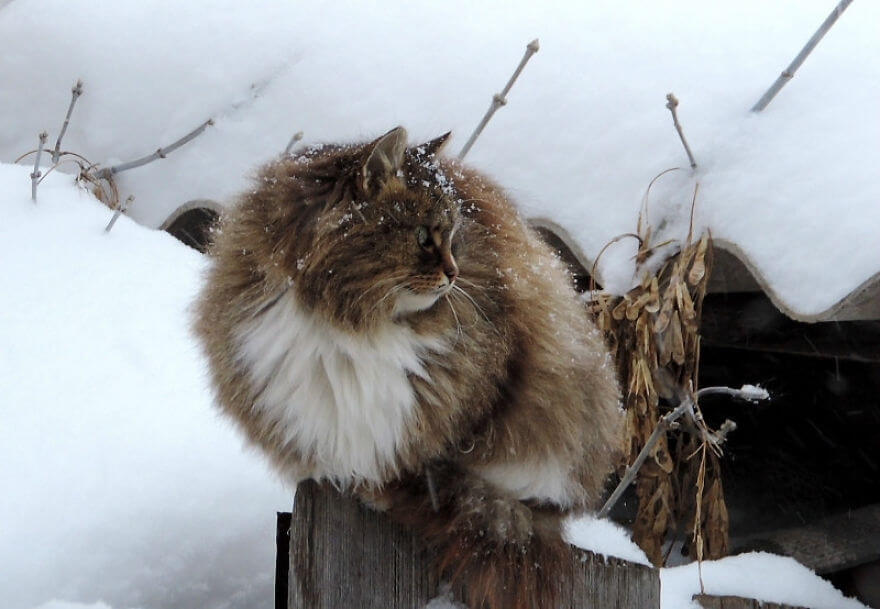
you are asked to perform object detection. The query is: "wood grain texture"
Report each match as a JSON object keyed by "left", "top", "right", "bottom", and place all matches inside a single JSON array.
[
  {"left": 736, "top": 503, "right": 880, "bottom": 574},
  {"left": 693, "top": 594, "right": 808, "bottom": 609},
  {"left": 288, "top": 480, "right": 660, "bottom": 609}
]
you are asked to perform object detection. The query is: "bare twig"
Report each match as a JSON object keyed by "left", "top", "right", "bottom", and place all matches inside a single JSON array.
[
  {"left": 104, "top": 195, "right": 134, "bottom": 233},
  {"left": 94, "top": 118, "right": 214, "bottom": 180},
  {"left": 598, "top": 398, "right": 692, "bottom": 519},
  {"left": 284, "top": 130, "right": 304, "bottom": 156},
  {"left": 751, "top": 0, "right": 855, "bottom": 112},
  {"left": 53, "top": 79, "right": 83, "bottom": 164},
  {"left": 598, "top": 384, "right": 769, "bottom": 519},
  {"left": 31, "top": 131, "right": 48, "bottom": 202},
  {"left": 665, "top": 93, "right": 697, "bottom": 170},
  {"left": 458, "top": 38, "right": 539, "bottom": 160}
]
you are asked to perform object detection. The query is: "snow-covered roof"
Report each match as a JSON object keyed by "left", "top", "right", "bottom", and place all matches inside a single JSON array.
[{"left": 1, "top": 0, "right": 877, "bottom": 323}]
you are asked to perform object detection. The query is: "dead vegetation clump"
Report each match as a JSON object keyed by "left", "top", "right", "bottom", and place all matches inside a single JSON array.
[{"left": 589, "top": 191, "right": 731, "bottom": 566}]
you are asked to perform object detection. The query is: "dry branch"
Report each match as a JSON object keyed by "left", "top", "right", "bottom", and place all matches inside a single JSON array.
[
  {"left": 666, "top": 93, "right": 697, "bottom": 169},
  {"left": 53, "top": 79, "right": 83, "bottom": 164},
  {"left": 94, "top": 118, "right": 214, "bottom": 180},
  {"left": 751, "top": 0, "right": 855, "bottom": 112},
  {"left": 598, "top": 385, "right": 768, "bottom": 519},
  {"left": 457, "top": 38, "right": 539, "bottom": 160},
  {"left": 31, "top": 131, "right": 48, "bottom": 202}
]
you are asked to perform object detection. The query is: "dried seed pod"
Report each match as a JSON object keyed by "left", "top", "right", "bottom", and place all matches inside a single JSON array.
[
  {"left": 645, "top": 276, "right": 661, "bottom": 313},
  {"left": 627, "top": 288, "right": 654, "bottom": 321},
  {"left": 678, "top": 282, "right": 697, "bottom": 325},
  {"left": 653, "top": 442, "right": 674, "bottom": 474},
  {"left": 639, "top": 357, "right": 656, "bottom": 399},
  {"left": 636, "top": 311, "right": 652, "bottom": 358},
  {"left": 688, "top": 234, "right": 709, "bottom": 285},
  {"left": 612, "top": 297, "right": 629, "bottom": 321},
  {"left": 655, "top": 296, "right": 674, "bottom": 333},
  {"left": 678, "top": 241, "right": 696, "bottom": 273},
  {"left": 671, "top": 310, "right": 685, "bottom": 365},
  {"left": 657, "top": 327, "right": 672, "bottom": 366}
]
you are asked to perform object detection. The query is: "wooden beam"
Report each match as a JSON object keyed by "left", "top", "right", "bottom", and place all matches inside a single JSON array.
[{"left": 288, "top": 480, "right": 660, "bottom": 608}]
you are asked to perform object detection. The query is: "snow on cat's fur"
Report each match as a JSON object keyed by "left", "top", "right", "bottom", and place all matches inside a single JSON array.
[{"left": 194, "top": 127, "right": 623, "bottom": 609}]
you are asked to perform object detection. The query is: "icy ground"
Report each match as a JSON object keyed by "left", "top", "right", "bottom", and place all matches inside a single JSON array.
[{"left": 0, "top": 166, "right": 866, "bottom": 609}]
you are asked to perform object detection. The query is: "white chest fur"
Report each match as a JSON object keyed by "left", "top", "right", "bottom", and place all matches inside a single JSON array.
[{"left": 234, "top": 290, "right": 444, "bottom": 486}]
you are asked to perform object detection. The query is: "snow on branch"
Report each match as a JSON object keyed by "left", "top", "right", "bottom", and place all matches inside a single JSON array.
[
  {"left": 457, "top": 38, "right": 539, "bottom": 160},
  {"left": 751, "top": 0, "right": 855, "bottom": 112}
]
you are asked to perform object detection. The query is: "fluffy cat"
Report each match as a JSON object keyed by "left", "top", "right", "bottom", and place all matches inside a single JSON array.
[{"left": 193, "top": 126, "right": 622, "bottom": 609}]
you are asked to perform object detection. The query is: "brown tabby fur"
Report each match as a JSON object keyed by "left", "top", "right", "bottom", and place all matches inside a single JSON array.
[{"left": 193, "top": 127, "right": 622, "bottom": 609}]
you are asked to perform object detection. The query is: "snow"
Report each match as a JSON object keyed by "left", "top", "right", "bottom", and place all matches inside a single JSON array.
[
  {"left": 1, "top": 1, "right": 876, "bottom": 607},
  {"left": 0, "top": 164, "right": 289, "bottom": 609},
  {"left": 1, "top": 1, "right": 878, "bottom": 317},
  {"left": 661, "top": 552, "right": 868, "bottom": 609},
  {"left": 0, "top": 160, "right": 866, "bottom": 608},
  {"left": 565, "top": 514, "right": 651, "bottom": 566}
]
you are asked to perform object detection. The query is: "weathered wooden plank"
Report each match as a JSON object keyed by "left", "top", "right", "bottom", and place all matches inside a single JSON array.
[
  {"left": 288, "top": 480, "right": 660, "bottom": 609},
  {"left": 693, "top": 594, "right": 808, "bottom": 609},
  {"left": 735, "top": 503, "right": 880, "bottom": 574}
]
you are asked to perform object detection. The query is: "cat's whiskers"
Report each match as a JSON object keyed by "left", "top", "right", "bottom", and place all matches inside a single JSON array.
[
  {"left": 455, "top": 277, "right": 487, "bottom": 292},
  {"left": 444, "top": 294, "right": 463, "bottom": 343},
  {"left": 353, "top": 274, "right": 411, "bottom": 309},
  {"left": 369, "top": 282, "right": 410, "bottom": 316},
  {"left": 450, "top": 284, "right": 494, "bottom": 330}
]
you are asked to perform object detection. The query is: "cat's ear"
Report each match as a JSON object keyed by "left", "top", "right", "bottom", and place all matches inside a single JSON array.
[
  {"left": 419, "top": 131, "right": 451, "bottom": 156},
  {"left": 360, "top": 126, "right": 408, "bottom": 194}
]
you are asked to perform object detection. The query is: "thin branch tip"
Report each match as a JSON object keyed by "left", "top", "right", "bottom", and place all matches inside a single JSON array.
[
  {"left": 665, "top": 92, "right": 697, "bottom": 170},
  {"left": 458, "top": 38, "right": 540, "bottom": 160}
]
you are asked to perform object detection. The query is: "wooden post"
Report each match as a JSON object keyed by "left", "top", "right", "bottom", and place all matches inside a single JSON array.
[{"left": 288, "top": 480, "right": 660, "bottom": 609}]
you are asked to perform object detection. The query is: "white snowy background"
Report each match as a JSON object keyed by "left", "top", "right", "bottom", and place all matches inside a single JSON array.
[{"left": 1, "top": 1, "right": 876, "bottom": 608}]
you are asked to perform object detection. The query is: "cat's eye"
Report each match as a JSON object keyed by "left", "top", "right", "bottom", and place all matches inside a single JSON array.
[{"left": 415, "top": 225, "right": 431, "bottom": 250}]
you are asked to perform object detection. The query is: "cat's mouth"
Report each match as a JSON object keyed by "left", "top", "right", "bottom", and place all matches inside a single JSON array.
[{"left": 392, "top": 284, "right": 452, "bottom": 317}]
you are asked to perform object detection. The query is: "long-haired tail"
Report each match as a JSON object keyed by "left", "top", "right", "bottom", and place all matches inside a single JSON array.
[{"left": 381, "top": 463, "right": 570, "bottom": 609}]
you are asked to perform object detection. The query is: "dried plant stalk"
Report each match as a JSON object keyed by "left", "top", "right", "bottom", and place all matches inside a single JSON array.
[{"left": 665, "top": 93, "right": 697, "bottom": 170}]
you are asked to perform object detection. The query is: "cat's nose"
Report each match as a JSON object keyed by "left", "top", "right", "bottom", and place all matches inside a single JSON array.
[
  {"left": 441, "top": 252, "right": 458, "bottom": 282},
  {"left": 443, "top": 262, "right": 458, "bottom": 283}
]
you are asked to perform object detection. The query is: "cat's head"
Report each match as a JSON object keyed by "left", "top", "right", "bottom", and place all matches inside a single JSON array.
[{"left": 287, "top": 127, "right": 464, "bottom": 329}]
